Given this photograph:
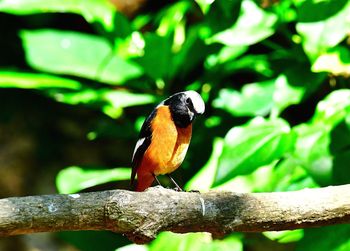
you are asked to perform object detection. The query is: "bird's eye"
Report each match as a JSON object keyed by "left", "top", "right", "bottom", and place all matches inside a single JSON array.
[{"left": 185, "top": 98, "right": 191, "bottom": 104}]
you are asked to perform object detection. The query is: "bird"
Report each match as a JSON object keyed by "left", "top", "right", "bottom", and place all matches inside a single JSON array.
[{"left": 131, "top": 91, "right": 205, "bottom": 192}]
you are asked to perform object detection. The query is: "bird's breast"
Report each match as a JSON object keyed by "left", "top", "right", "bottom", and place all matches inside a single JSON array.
[{"left": 140, "top": 105, "right": 192, "bottom": 175}]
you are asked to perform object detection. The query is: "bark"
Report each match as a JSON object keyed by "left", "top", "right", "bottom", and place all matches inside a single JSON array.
[{"left": 0, "top": 185, "right": 350, "bottom": 244}]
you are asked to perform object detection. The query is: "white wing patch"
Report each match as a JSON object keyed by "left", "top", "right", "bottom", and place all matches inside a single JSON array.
[{"left": 132, "top": 137, "right": 145, "bottom": 161}]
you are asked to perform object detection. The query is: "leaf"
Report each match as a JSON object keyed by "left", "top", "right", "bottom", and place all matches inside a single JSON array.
[
  {"left": 291, "top": 90, "right": 350, "bottom": 185},
  {"left": 213, "top": 80, "right": 275, "bottom": 117},
  {"left": 271, "top": 74, "right": 305, "bottom": 117},
  {"left": 56, "top": 166, "right": 131, "bottom": 194},
  {"left": 149, "top": 232, "right": 243, "bottom": 251},
  {"left": 171, "top": 26, "right": 209, "bottom": 78},
  {"left": 207, "top": 0, "right": 277, "bottom": 46},
  {"left": 297, "top": 225, "right": 350, "bottom": 251},
  {"left": 296, "top": 0, "right": 350, "bottom": 61},
  {"left": 116, "top": 244, "right": 148, "bottom": 251},
  {"left": 195, "top": 0, "right": 215, "bottom": 14},
  {"left": 268, "top": 158, "right": 318, "bottom": 192},
  {"left": 214, "top": 118, "right": 295, "bottom": 185},
  {"left": 0, "top": 0, "right": 115, "bottom": 31},
  {"left": 312, "top": 89, "right": 350, "bottom": 128},
  {"left": 205, "top": 45, "right": 249, "bottom": 69},
  {"left": 292, "top": 123, "right": 332, "bottom": 186},
  {"left": 20, "top": 29, "right": 143, "bottom": 85},
  {"left": 49, "top": 89, "right": 156, "bottom": 119},
  {"left": 312, "top": 46, "right": 350, "bottom": 75},
  {"left": 263, "top": 229, "right": 304, "bottom": 244},
  {"left": 296, "top": 0, "right": 348, "bottom": 23},
  {"left": 185, "top": 138, "right": 224, "bottom": 191},
  {"left": 136, "top": 33, "right": 172, "bottom": 80},
  {"left": 0, "top": 71, "right": 81, "bottom": 89}
]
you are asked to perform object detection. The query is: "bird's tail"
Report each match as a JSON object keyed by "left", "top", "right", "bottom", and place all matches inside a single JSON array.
[{"left": 135, "top": 172, "right": 155, "bottom": 192}]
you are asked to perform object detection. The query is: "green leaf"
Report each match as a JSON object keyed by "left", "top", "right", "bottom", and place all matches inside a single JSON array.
[
  {"left": 312, "top": 46, "right": 350, "bottom": 75},
  {"left": 116, "top": 244, "right": 148, "bottom": 251},
  {"left": 185, "top": 138, "right": 224, "bottom": 191},
  {"left": 296, "top": 0, "right": 348, "bottom": 23},
  {"left": 271, "top": 74, "right": 305, "bottom": 117},
  {"left": 222, "top": 54, "right": 273, "bottom": 77},
  {"left": 297, "top": 225, "right": 350, "bottom": 251},
  {"left": 312, "top": 89, "right": 350, "bottom": 128},
  {"left": 102, "top": 90, "right": 156, "bottom": 118},
  {"left": 195, "top": 0, "right": 215, "bottom": 14},
  {"left": 207, "top": 0, "right": 277, "bottom": 46},
  {"left": 20, "top": 29, "right": 143, "bottom": 85},
  {"left": 0, "top": 0, "right": 115, "bottom": 31},
  {"left": 49, "top": 89, "right": 156, "bottom": 119},
  {"left": 213, "top": 80, "right": 275, "bottom": 117},
  {"left": 292, "top": 123, "right": 332, "bottom": 185},
  {"left": 136, "top": 33, "right": 172, "bottom": 80},
  {"left": 263, "top": 229, "right": 304, "bottom": 244},
  {"left": 171, "top": 26, "right": 208, "bottom": 78},
  {"left": 56, "top": 166, "right": 131, "bottom": 194},
  {"left": 291, "top": 90, "right": 350, "bottom": 185},
  {"left": 149, "top": 232, "right": 242, "bottom": 251},
  {"left": 296, "top": 0, "right": 350, "bottom": 61},
  {"left": 0, "top": 71, "right": 81, "bottom": 89},
  {"left": 205, "top": 45, "right": 249, "bottom": 69},
  {"left": 214, "top": 118, "right": 295, "bottom": 185},
  {"left": 268, "top": 158, "right": 318, "bottom": 192}
]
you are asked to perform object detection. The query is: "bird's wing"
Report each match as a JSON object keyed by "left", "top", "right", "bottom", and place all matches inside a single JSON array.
[{"left": 130, "top": 109, "right": 157, "bottom": 187}]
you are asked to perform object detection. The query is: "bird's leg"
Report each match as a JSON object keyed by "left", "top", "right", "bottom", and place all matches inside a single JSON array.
[
  {"left": 153, "top": 174, "right": 162, "bottom": 186},
  {"left": 167, "top": 174, "right": 183, "bottom": 192}
]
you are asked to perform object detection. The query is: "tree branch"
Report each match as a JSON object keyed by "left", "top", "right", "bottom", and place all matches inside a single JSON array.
[{"left": 1, "top": 185, "right": 350, "bottom": 244}]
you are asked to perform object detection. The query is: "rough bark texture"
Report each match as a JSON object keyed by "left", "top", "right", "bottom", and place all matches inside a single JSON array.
[{"left": 0, "top": 185, "right": 350, "bottom": 244}]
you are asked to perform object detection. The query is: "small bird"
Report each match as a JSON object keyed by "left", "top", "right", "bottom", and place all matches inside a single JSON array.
[{"left": 131, "top": 91, "right": 205, "bottom": 192}]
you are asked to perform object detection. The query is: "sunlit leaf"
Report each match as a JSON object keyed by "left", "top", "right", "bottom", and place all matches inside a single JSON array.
[
  {"left": 20, "top": 29, "right": 143, "bottom": 85},
  {"left": 296, "top": 0, "right": 350, "bottom": 61},
  {"left": 292, "top": 123, "right": 332, "bottom": 186},
  {"left": 271, "top": 74, "right": 305, "bottom": 117},
  {"left": 49, "top": 89, "right": 156, "bottom": 119},
  {"left": 185, "top": 138, "right": 224, "bottom": 191},
  {"left": 0, "top": 0, "right": 115, "bottom": 31},
  {"left": 213, "top": 80, "right": 275, "bottom": 117},
  {"left": 263, "top": 230, "right": 304, "bottom": 244},
  {"left": 56, "top": 166, "right": 131, "bottom": 194},
  {"left": 205, "top": 45, "right": 248, "bottom": 69},
  {"left": 156, "top": 1, "right": 191, "bottom": 51},
  {"left": 149, "top": 232, "right": 243, "bottom": 251},
  {"left": 0, "top": 71, "right": 81, "bottom": 89},
  {"left": 268, "top": 158, "right": 318, "bottom": 192},
  {"left": 116, "top": 244, "right": 148, "bottom": 251},
  {"left": 214, "top": 118, "right": 295, "bottom": 185},
  {"left": 103, "top": 90, "right": 156, "bottom": 118},
  {"left": 195, "top": 0, "right": 215, "bottom": 14},
  {"left": 222, "top": 54, "right": 273, "bottom": 77},
  {"left": 312, "top": 46, "right": 350, "bottom": 75},
  {"left": 207, "top": 0, "right": 277, "bottom": 46},
  {"left": 312, "top": 89, "right": 350, "bottom": 127}
]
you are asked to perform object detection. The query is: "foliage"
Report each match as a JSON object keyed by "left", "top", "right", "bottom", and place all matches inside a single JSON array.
[{"left": 1, "top": 0, "right": 350, "bottom": 250}]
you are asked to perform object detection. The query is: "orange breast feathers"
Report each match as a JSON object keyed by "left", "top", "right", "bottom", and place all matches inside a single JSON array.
[{"left": 135, "top": 105, "right": 192, "bottom": 191}]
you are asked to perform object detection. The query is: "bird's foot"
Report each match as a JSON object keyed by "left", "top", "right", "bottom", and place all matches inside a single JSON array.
[{"left": 188, "top": 189, "right": 200, "bottom": 193}]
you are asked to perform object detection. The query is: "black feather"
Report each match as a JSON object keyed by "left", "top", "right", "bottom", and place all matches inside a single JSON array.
[{"left": 130, "top": 109, "right": 157, "bottom": 187}]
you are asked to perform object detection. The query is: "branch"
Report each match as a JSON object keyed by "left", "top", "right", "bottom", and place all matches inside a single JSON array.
[{"left": 1, "top": 185, "right": 350, "bottom": 244}]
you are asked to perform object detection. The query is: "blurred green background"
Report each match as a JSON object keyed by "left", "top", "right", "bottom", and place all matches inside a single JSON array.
[{"left": 0, "top": 0, "right": 350, "bottom": 250}]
